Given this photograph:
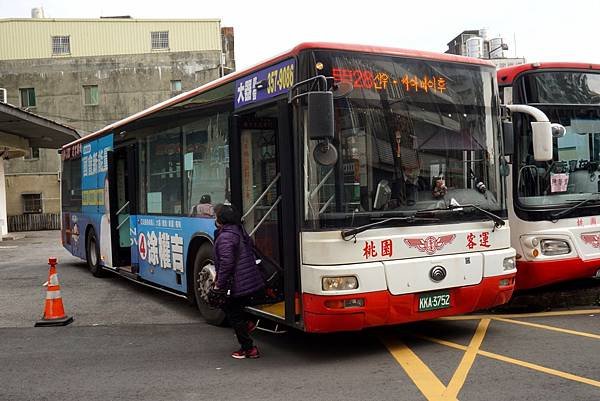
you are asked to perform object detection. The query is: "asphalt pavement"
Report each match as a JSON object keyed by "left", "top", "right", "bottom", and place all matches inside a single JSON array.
[{"left": 0, "top": 230, "right": 599, "bottom": 401}]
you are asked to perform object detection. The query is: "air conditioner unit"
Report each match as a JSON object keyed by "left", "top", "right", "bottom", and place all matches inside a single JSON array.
[{"left": 0, "top": 88, "right": 6, "bottom": 103}]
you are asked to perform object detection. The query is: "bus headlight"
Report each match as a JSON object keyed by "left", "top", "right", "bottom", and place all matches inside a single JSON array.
[
  {"left": 322, "top": 276, "right": 358, "bottom": 291},
  {"left": 540, "top": 239, "right": 570, "bottom": 256},
  {"left": 503, "top": 256, "right": 516, "bottom": 271}
]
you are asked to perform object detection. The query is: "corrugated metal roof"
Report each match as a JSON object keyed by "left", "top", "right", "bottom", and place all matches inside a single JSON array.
[{"left": 0, "top": 18, "right": 222, "bottom": 60}]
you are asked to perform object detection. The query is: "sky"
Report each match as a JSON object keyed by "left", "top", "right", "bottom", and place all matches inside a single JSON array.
[{"left": 1, "top": 0, "right": 599, "bottom": 69}]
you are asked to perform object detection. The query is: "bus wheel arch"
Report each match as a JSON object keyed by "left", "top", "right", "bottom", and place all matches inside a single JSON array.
[
  {"left": 85, "top": 225, "right": 105, "bottom": 277},
  {"left": 187, "top": 236, "right": 226, "bottom": 326}
]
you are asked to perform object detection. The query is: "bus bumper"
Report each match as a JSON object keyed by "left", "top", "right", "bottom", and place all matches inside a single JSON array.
[
  {"left": 516, "top": 258, "right": 600, "bottom": 290},
  {"left": 302, "top": 273, "right": 515, "bottom": 333}
]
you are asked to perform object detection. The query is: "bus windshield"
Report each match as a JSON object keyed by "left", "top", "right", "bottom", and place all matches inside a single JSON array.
[
  {"left": 303, "top": 53, "right": 503, "bottom": 229},
  {"left": 516, "top": 71, "right": 600, "bottom": 209}
]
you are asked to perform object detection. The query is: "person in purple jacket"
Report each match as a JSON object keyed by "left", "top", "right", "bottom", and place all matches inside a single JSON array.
[{"left": 213, "top": 203, "right": 265, "bottom": 359}]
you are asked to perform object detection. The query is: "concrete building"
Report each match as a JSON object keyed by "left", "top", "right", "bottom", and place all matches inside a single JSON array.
[
  {"left": 0, "top": 12, "right": 235, "bottom": 230},
  {"left": 445, "top": 28, "right": 526, "bottom": 68}
]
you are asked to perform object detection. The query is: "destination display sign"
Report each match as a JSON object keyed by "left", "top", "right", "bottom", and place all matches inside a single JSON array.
[
  {"left": 333, "top": 67, "right": 448, "bottom": 94},
  {"left": 234, "top": 58, "right": 295, "bottom": 109}
]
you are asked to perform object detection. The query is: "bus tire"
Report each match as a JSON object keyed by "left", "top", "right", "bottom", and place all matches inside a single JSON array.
[
  {"left": 193, "top": 244, "right": 226, "bottom": 325},
  {"left": 86, "top": 228, "right": 105, "bottom": 277}
]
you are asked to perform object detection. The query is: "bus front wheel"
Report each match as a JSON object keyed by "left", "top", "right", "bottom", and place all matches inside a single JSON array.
[
  {"left": 193, "top": 244, "right": 226, "bottom": 325},
  {"left": 86, "top": 228, "right": 105, "bottom": 277}
]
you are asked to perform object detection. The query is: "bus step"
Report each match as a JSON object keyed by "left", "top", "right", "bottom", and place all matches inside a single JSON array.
[{"left": 254, "top": 319, "right": 287, "bottom": 334}]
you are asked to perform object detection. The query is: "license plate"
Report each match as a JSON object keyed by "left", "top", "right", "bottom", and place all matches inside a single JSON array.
[{"left": 418, "top": 290, "right": 451, "bottom": 312}]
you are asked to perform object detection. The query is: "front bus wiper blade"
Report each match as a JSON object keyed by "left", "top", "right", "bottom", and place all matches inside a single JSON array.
[
  {"left": 416, "top": 204, "right": 505, "bottom": 229},
  {"left": 548, "top": 192, "right": 600, "bottom": 222},
  {"left": 447, "top": 204, "right": 506, "bottom": 229},
  {"left": 340, "top": 216, "right": 439, "bottom": 241}
]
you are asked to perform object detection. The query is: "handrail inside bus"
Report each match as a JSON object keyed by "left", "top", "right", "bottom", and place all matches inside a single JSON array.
[
  {"left": 249, "top": 196, "right": 282, "bottom": 237},
  {"left": 319, "top": 195, "right": 335, "bottom": 214},
  {"left": 116, "top": 215, "right": 130, "bottom": 230},
  {"left": 309, "top": 168, "right": 334, "bottom": 199},
  {"left": 242, "top": 173, "right": 281, "bottom": 221},
  {"left": 517, "top": 165, "right": 541, "bottom": 195},
  {"left": 116, "top": 201, "right": 130, "bottom": 216}
]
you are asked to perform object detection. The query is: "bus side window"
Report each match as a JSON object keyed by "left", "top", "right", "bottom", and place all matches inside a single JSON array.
[
  {"left": 183, "top": 111, "right": 231, "bottom": 216},
  {"left": 139, "top": 128, "right": 183, "bottom": 215}
]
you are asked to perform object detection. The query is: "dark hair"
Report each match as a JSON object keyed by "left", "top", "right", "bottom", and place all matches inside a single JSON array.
[
  {"left": 214, "top": 203, "right": 241, "bottom": 225},
  {"left": 200, "top": 194, "right": 211, "bottom": 204}
]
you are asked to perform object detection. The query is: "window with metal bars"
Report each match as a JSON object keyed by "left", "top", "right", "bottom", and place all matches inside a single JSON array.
[
  {"left": 151, "top": 31, "right": 169, "bottom": 50},
  {"left": 52, "top": 36, "right": 70, "bottom": 55},
  {"left": 23, "top": 194, "right": 43, "bottom": 214}
]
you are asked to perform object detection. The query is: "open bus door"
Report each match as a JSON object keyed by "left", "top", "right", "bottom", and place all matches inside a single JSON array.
[
  {"left": 108, "top": 143, "right": 137, "bottom": 269},
  {"left": 233, "top": 100, "right": 299, "bottom": 327}
]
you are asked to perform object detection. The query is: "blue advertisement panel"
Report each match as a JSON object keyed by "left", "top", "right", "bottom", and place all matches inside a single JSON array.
[
  {"left": 132, "top": 215, "right": 216, "bottom": 292},
  {"left": 234, "top": 58, "right": 295, "bottom": 109},
  {"left": 80, "top": 134, "right": 114, "bottom": 266},
  {"left": 62, "top": 211, "right": 93, "bottom": 261}
]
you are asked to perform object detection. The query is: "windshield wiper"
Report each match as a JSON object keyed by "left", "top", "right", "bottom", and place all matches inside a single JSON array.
[
  {"left": 549, "top": 192, "right": 600, "bottom": 221},
  {"left": 450, "top": 204, "right": 505, "bottom": 228},
  {"left": 416, "top": 204, "right": 506, "bottom": 229},
  {"left": 341, "top": 216, "right": 439, "bottom": 240}
]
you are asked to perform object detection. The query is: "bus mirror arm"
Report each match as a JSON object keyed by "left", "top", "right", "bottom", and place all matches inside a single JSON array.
[{"left": 504, "top": 104, "right": 565, "bottom": 162}]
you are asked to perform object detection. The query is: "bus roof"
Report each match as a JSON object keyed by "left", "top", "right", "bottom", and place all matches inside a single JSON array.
[
  {"left": 62, "top": 42, "right": 495, "bottom": 149},
  {"left": 498, "top": 62, "right": 600, "bottom": 86}
]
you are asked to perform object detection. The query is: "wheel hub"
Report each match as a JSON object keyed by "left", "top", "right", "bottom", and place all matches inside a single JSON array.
[{"left": 197, "top": 262, "right": 216, "bottom": 302}]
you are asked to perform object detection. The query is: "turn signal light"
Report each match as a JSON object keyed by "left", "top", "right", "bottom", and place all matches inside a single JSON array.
[{"left": 324, "top": 298, "right": 365, "bottom": 309}]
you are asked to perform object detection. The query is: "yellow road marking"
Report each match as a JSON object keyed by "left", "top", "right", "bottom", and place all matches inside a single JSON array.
[
  {"left": 439, "top": 308, "right": 600, "bottom": 321},
  {"left": 418, "top": 335, "right": 600, "bottom": 389},
  {"left": 443, "top": 319, "right": 490, "bottom": 399},
  {"left": 493, "top": 317, "right": 600, "bottom": 340},
  {"left": 380, "top": 335, "right": 455, "bottom": 401}
]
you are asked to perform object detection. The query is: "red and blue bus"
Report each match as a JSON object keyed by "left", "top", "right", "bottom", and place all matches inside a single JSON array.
[
  {"left": 498, "top": 62, "right": 600, "bottom": 290},
  {"left": 61, "top": 42, "right": 525, "bottom": 332}
]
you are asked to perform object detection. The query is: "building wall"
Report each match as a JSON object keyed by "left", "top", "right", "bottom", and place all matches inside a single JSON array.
[
  {"left": 0, "top": 50, "right": 222, "bottom": 133},
  {"left": 0, "top": 18, "right": 235, "bottom": 229},
  {"left": 4, "top": 148, "right": 59, "bottom": 174},
  {"left": 3, "top": 149, "right": 60, "bottom": 215},
  {"left": 0, "top": 19, "right": 221, "bottom": 60},
  {"left": 4, "top": 173, "right": 61, "bottom": 215}
]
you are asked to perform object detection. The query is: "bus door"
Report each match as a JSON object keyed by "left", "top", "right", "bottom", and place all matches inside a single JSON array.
[
  {"left": 109, "top": 143, "right": 137, "bottom": 269},
  {"left": 237, "top": 102, "right": 296, "bottom": 322}
]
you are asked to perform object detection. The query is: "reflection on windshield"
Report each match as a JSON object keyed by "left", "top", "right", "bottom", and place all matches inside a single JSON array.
[
  {"left": 517, "top": 107, "right": 600, "bottom": 207},
  {"left": 304, "top": 55, "right": 503, "bottom": 228}
]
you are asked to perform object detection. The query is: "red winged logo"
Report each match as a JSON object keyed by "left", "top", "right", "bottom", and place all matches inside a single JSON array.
[
  {"left": 404, "top": 234, "right": 456, "bottom": 255},
  {"left": 581, "top": 233, "right": 600, "bottom": 248}
]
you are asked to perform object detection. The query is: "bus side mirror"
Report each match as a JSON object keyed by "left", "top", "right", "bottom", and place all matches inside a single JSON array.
[
  {"left": 308, "top": 92, "right": 334, "bottom": 140},
  {"left": 531, "top": 121, "right": 553, "bottom": 161},
  {"left": 502, "top": 121, "right": 514, "bottom": 156}
]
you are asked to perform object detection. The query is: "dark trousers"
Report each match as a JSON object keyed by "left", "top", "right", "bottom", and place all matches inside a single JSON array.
[{"left": 223, "top": 290, "right": 263, "bottom": 350}]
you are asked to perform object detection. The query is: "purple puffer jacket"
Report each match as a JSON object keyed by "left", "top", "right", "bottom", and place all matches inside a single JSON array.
[{"left": 214, "top": 224, "right": 264, "bottom": 297}]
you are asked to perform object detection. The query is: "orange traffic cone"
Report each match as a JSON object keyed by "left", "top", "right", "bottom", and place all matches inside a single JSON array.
[{"left": 35, "top": 257, "right": 73, "bottom": 327}]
